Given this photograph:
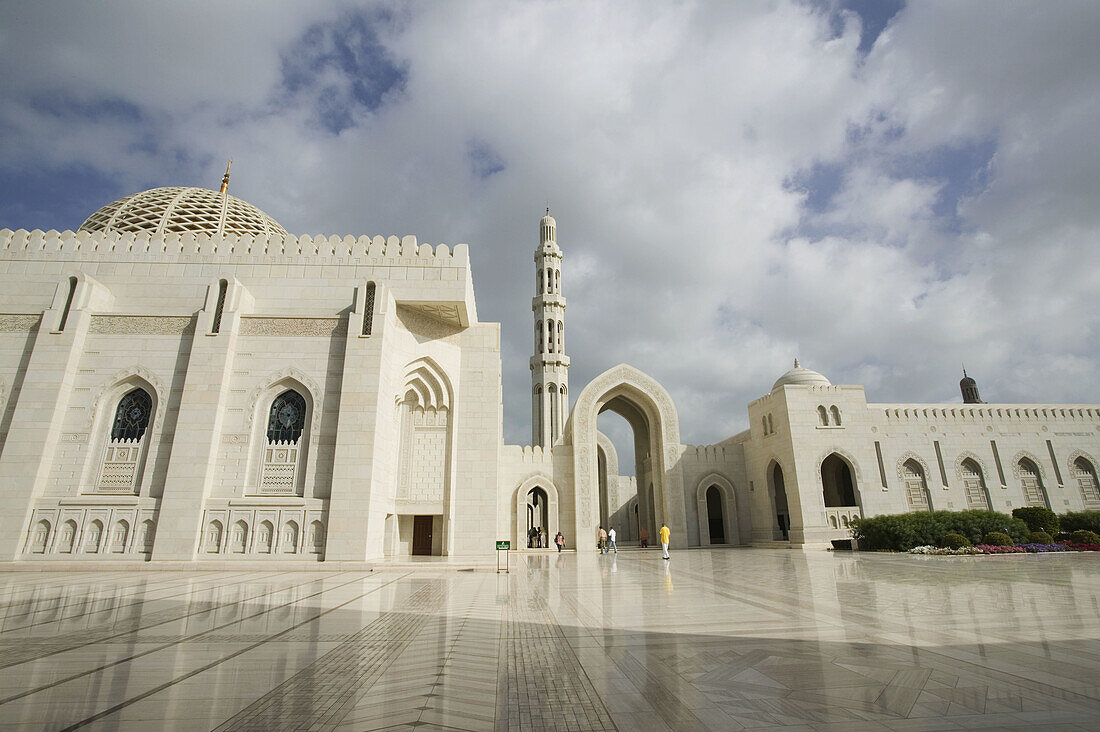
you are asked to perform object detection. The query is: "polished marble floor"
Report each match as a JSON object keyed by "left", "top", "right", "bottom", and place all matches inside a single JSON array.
[{"left": 1, "top": 548, "right": 1099, "bottom": 731}]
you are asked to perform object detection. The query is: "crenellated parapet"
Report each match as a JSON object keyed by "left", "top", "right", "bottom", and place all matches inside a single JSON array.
[
  {"left": 0, "top": 228, "right": 470, "bottom": 266},
  {"left": 877, "top": 403, "right": 1100, "bottom": 424},
  {"left": 684, "top": 444, "right": 733, "bottom": 463}
]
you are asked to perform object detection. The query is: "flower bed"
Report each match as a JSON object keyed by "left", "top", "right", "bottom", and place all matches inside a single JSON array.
[{"left": 908, "top": 541, "right": 1099, "bottom": 555}]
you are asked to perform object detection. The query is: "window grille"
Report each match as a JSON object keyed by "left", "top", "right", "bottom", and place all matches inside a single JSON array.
[
  {"left": 363, "top": 282, "right": 376, "bottom": 335},
  {"left": 111, "top": 389, "right": 153, "bottom": 441},
  {"left": 267, "top": 391, "right": 306, "bottom": 443}
]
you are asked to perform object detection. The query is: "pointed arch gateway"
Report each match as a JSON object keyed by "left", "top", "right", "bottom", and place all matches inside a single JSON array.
[{"left": 566, "top": 364, "right": 685, "bottom": 548}]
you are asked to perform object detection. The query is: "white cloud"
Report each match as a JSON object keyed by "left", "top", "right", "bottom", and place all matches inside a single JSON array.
[{"left": 1, "top": 0, "right": 1098, "bottom": 459}]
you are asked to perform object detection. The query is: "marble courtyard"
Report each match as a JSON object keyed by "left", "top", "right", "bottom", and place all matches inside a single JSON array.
[{"left": 2, "top": 548, "right": 1099, "bottom": 731}]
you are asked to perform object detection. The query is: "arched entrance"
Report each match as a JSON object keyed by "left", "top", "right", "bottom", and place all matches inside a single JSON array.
[
  {"left": 767, "top": 461, "right": 790, "bottom": 540},
  {"left": 527, "top": 486, "right": 549, "bottom": 546},
  {"left": 514, "top": 475, "right": 559, "bottom": 550},
  {"left": 821, "top": 453, "right": 862, "bottom": 530},
  {"left": 566, "top": 364, "right": 684, "bottom": 547},
  {"left": 695, "top": 474, "right": 738, "bottom": 545}
]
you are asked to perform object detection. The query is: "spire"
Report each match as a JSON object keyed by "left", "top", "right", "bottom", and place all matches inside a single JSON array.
[
  {"left": 794, "top": 358, "right": 800, "bottom": 369},
  {"left": 219, "top": 160, "right": 232, "bottom": 194}
]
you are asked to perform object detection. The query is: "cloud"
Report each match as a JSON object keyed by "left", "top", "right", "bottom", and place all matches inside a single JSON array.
[{"left": 1, "top": 0, "right": 1098, "bottom": 463}]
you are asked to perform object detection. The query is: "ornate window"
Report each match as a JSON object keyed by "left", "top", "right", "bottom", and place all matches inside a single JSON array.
[
  {"left": 97, "top": 387, "right": 153, "bottom": 493},
  {"left": 1017, "top": 459, "right": 1047, "bottom": 508},
  {"left": 902, "top": 460, "right": 931, "bottom": 512},
  {"left": 817, "top": 406, "right": 828, "bottom": 426},
  {"left": 211, "top": 279, "right": 228, "bottom": 334},
  {"left": 960, "top": 459, "right": 989, "bottom": 510},
  {"left": 830, "top": 406, "right": 842, "bottom": 426},
  {"left": 362, "top": 282, "right": 376, "bottom": 336},
  {"left": 1073, "top": 457, "right": 1100, "bottom": 506},
  {"left": 260, "top": 390, "right": 307, "bottom": 494}
]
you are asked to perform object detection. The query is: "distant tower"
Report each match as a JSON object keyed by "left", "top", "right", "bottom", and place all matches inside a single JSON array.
[
  {"left": 960, "top": 369, "right": 983, "bottom": 404},
  {"left": 531, "top": 209, "right": 569, "bottom": 446}
]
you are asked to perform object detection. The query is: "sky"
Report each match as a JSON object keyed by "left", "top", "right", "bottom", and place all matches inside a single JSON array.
[{"left": 2, "top": 0, "right": 1099, "bottom": 462}]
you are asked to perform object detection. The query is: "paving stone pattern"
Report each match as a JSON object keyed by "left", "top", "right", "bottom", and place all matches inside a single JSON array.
[{"left": 2, "top": 550, "right": 1100, "bottom": 730}]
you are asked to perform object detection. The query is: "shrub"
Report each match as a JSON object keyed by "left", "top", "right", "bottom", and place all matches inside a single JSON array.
[
  {"left": 1055, "top": 532, "right": 1074, "bottom": 542},
  {"left": 942, "top": 533, "right": 971, "bottom": 549},
  {"left": 849, "top": 510, "right": 1028, "bottom": 551},
  {"left": 1028, "top": 531, "right": 1053, "bottom": 545},
  {"left": 982, "top": 531, "right": 1013, "bottom": 547},
  {"left": 1012, "top": 507, "right": 1059, "bottom": 535},
  {"left": 1060, "top": 511, "right": 1100, "bottom": 535},
  {"left": 1069, "top": 529, "right": 1100, "bottom": 545}
]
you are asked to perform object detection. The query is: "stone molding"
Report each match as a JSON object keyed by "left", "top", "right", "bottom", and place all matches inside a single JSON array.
[
  {"left": 895, "top": 451, "right": 933, "bottom": 484},
  {"left": 1010, "top": 450, "right": 1047, "bottom": 480}
]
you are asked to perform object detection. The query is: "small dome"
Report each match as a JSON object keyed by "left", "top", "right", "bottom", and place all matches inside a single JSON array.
[
  {"left": 78, "top": 186, "right": 287, "bottom": 238},
  {"left": 772, "top": 359, "right": 831, "bottom": 392}
]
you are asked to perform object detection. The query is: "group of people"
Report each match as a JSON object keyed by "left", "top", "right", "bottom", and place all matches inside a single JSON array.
[
  {"left": 528, "top": 526, "right": 567, "bottom": 551},
  {"left": 597, "top": 523, "right": 671, "bottom": 559}
]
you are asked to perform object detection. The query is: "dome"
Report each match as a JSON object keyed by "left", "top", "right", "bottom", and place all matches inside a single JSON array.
[
  {"left": 78, "top": 186, "right": 287, "bottom": 238},
  {"left": 771, "top": 359, "right": 831, "bottom": 392}
]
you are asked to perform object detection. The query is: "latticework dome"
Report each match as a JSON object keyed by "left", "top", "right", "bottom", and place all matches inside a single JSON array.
[{"left": 78, "top": 186, "right": 287, "bottom": 238}]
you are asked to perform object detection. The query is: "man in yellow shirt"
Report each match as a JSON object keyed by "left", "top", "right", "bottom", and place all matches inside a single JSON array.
[{"left": 660, "top": 523, "right": 670, "bottom": 560}]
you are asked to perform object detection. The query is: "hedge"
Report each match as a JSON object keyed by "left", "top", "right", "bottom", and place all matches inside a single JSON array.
[
  {"left": 849, "top": 510, "right": 1029, "bottom": 552},
  {"left": 1060, "top": 511, "right": 1100, "bottom": 534},
  {"left": 1011, "top": 507, "right": 1059, "bottom": 535}
]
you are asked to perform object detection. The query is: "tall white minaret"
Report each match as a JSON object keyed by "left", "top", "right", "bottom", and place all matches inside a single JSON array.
[{"left": 531, "top": 209, "right": 569, "bottom": 446}]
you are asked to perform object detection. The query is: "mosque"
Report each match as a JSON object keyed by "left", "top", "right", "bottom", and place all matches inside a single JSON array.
[{"left": 2, "top": 172, "right": 1099, "bottom": 562}]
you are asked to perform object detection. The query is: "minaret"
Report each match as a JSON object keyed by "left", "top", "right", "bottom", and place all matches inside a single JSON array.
[
  {"left": 960, "top": 369, "right": 983, "bottom": 404},
  {"left": 531, "top": 209, "right": 570, "bottom": 446}
]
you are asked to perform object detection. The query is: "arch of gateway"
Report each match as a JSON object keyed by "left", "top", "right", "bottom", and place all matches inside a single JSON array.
[{"left": 2, "top": 180, "right": 1099, "bottom": 562}]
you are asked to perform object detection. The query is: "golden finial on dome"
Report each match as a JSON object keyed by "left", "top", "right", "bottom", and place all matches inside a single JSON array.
[{"left": 219, "top": 160, "right": 232, "bottom": 194}]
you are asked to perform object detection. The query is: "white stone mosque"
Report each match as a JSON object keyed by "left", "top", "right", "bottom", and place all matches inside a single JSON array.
[{"left": 2, "top": 169, "right": 1099, "bottom": 562}]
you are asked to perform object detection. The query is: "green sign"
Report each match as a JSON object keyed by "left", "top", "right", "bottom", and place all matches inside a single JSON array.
[{"left": 496, "top": 540, "right": 510, "bottom": 550}]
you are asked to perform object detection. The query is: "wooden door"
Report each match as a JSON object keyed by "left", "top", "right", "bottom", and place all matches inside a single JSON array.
[{"left": 412, "top": 515, "right": 433, "bottom": 556}]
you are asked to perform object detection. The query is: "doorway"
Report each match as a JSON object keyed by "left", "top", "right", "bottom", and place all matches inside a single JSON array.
[
  {"left": 412, "top": 515, "right": 433, "bottom": 555},
  {"left": 706, "top": 485, "right": 726, "bottom": 543}
]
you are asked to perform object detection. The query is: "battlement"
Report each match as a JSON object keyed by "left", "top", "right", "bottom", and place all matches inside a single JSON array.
[
  {"left": 0, "top": 228, "right": 470, "bottom": 266},
  {"left": 876, "top": 403, "right": 1100, "bottom": 424},
  {"left": 501, "top": 444, "right": 552, "bottom": 464},
  {"left": 684, "top": 444, "right": 733, "bottom": 463}
]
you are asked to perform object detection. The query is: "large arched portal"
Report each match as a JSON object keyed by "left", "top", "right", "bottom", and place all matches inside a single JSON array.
[
  {"left": 567, "top": 364, "right": 684, "bottom": 548},
  {"left": 527, "top": 486, "right": 548, "bottom": 546}
]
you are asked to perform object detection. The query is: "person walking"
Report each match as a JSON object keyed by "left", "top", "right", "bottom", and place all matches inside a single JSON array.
[
  {"left": 554, "top": 531, "right": 565, "bottom": 552},
  {"left": 608, "top": 526, "right": 617, "bottom": 553},
  {"left": 597, "top": 526, "right": 608, "bottom": 554},
  {"left": 660, "top": 522, "right": 671, "bottom": 560}
]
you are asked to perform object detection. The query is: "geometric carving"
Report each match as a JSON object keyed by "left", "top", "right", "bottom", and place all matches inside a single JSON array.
[
  {"left": 240, "top": 317, "right": 347, "bottom": 337},
  {"left": 0, "top": 314, "right": 41, "bottom": 332},
  {"left": 89, "top": 315, "right": 195, "bottom": 335}
]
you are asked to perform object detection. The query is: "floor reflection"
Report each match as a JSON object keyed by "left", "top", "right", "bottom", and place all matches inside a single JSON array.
[{"left": 0, "top": 550, "right": 1097, "bottom": 730}]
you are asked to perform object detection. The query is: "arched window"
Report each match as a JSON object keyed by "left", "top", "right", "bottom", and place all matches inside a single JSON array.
[
  {"left": 818, "top": 406, "right": 828, "bottom": 426},
  {"left": 761, "top": 416, "right": 768, "bottom": 435},
  {"left": 557, "top": 321, "right": 564, "bottom": 353},
  {"left": 98, "top": 387, "right": 154, "bottom": 493},
  {"left": 261, "top": 390, "right": 307, "bottom": 494},
  {"left": 231, "top": 520, "right": 248, "bottom": 553},
  {"left": 1017, "top": 458, "right": 1048, "bottom": 508},
  {"left": 1073, "top": 457, "right": 1100, "bottom": 506},
  {"left": 555, "top": 268, "right": 561, "bottom": 294},
  {"left": 205, "top": 520, "right": 223, "bottom": 553},
  {"left": 59, "top": 520, "right": 77, "bottom": 553},
  {"left": 309, "top": 520, "right": 325, "bottom": 554},
  {"left": 549, "top": 384, "right": 560, "bottom": 440},
  {"left": 256, "top": 520, "right": 273, "bottom": 553},
  {"left": 282, "top": 521, "right": 299, "bottom": 553},
  {"left": 211, "top": 279, "right": 228, "bottom": 334},
  {"left": 767, "top": 414, "right": 775, "bottom": 435},
  {"left": 830, "top": 406, "right": 842, "bottom": 426},
  {"left": 537, "top": 269, "right": 544, "bottom": 295},
  {"left": 85, "top": 520, "right": 104, "bottom": 553},
  {"left": 902, "top": 460, "right": 931, "bottom": 512},
  {"left": 548, "top": 319, "right": 556, "bottom": 352},
  {"left": 140, "top": 520, "right": 156, "bottom": 553},
  {"left": 960, "top": 459, "right": 990, "bottom": 510},
  {"left": 111, "top": 519, "right": 129, "bottom": 553},
  {"left": 30, "top": 519, "right": 51, "bottom": 553},
  {"left": 362, "top": 281, "right": 376, "bottom": 336},
  {"left": 536, "top": 320, "right": 543, "bottom": 353}
]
